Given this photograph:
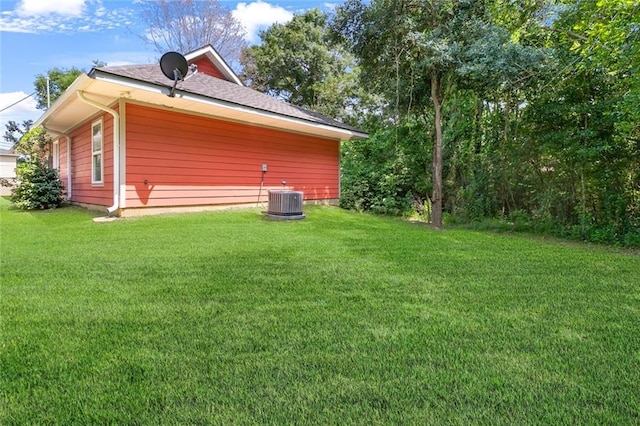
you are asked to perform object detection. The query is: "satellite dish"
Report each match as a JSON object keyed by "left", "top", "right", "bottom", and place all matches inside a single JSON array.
[
  {"left": 160, "top": 52, "right": 188, "bottom": 80},
  {"left": 159, "top": 51, "right": 188, "bottom": 97}
]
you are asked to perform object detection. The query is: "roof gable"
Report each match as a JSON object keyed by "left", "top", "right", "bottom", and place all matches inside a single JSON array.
[
  {"left": 189, "top": 56, "right": 226, "bottom": 80},
  {"left": 184, "top": 45, "right": 243, "bottom": 86}
]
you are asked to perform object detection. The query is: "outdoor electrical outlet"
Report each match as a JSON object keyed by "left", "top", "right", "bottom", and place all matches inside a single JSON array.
[{"left": 262, "top": 163, "right": 268, "bottom": 172}]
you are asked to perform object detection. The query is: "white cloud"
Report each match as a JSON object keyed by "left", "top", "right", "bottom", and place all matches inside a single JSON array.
[
  {"left": 0, "top": 91, "right": 40, "bottom": 149},
  {"left": 0, "top": 17, "right": 38, "bottom": 33},
  {"left": 232, "top": 1, "right": 293, "bottom": 43},
  {"left": 16, "top": 0, "right": 87, "bottom": 17},
  {"left": 0, "top": 1, "right": 137, "bottom": 34}
]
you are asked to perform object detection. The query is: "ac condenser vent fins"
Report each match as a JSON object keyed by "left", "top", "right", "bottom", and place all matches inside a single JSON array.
[{"left": 267, "top": 190, "right": 305, "bottom": 220}]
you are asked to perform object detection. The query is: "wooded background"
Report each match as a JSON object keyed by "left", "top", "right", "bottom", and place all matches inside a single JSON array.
[{"left": 312, "top": 0, "right": 638, "bottom": 246}]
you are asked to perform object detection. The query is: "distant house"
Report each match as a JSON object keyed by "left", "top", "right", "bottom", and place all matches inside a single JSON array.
[
  {"left": 34, "top": 45, "right": 367, "bottom": 216},
  {"left": 0, "top": 148, "right": 19, "bottom": 196}
]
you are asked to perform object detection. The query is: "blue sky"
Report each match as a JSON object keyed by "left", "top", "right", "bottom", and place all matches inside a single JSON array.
[{"left": 0, "top": 0, "right": 335, "bottom": 148}]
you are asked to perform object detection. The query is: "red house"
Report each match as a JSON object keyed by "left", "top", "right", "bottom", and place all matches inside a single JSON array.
[{"left": 35, "top": 45, "right": 367, "bottom": 217}]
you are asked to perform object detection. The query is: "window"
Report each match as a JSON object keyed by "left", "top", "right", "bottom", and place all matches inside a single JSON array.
[
  {"left": 52, "top": 141, "right": 59, "bottom": 170},
  {"left": 92, "top": 119, "right": 103, "bottom": 184}
]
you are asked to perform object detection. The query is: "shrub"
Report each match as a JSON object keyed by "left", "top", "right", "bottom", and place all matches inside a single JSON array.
[
  {"left": 508, "top": 209, "right": 532, "bottom": 231},
  {"left": 340, "top": 119, "right": 431, "bottom": 216},
  {"left": 622, "top": 229, "right": 640, "bottom": 248},
  {"left": 11, "top": 160, "right": 64, "bottom": 210}
]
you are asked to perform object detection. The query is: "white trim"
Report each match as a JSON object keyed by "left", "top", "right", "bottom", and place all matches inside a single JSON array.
[
  {"left": 77, "top": 91, "right": 121, "bottom": 215},
  {"left": 40, "top": 126, "right": 73, "bottom": 200},
  {"left": 184, "top": 45, "right": 243, "bottom": 86},
  {"left": 52, "top": 140, "right": 59, "bottom": 170},
  {"left": 118, "top": 98, "right": 126, "bottom": 209},
  {"left": 66, "top": 136, "right": 72, "bottom": 199},
  {"left": 91, "top": 118, "right": 104, "bottom": 185},
  {"left": 177, "top": 90, "right": 370, "bottom": 140},
  {"left": 93, "top": 73, "right": 167, "bottom": 96}
]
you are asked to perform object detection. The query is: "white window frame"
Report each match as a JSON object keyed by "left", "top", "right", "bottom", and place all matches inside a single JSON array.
[
  {"left": 91, "top": 119, "right": 104, "bottom": 185},
  {"left": 52, "top": 140, "right": 59, "bottom": 170}
]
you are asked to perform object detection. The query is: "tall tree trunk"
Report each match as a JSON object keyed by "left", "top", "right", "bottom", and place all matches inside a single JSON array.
[
  {"left": 474, "top": 98, "right": 483, "bottom": 154},
  {"left": 431, "top": 74, "right": 443, "bottom": 228}
]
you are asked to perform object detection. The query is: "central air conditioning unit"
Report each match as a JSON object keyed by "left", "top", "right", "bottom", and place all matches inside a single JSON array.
[{"left": 267, "top": 190, "right": 305, "bottom": 220}]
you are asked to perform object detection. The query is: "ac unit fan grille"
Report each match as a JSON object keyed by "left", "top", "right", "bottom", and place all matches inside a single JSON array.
[{"left": 267, "top": 190, "right": 305, "bottom": 219}]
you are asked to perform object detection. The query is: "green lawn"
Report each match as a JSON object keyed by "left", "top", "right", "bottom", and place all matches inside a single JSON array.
[{"left": 1, "top": 198, "right": 639, "bottom": 424}]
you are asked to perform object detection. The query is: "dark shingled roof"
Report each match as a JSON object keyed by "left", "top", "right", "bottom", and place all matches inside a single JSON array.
[{"left": 93, "top": 64, "right": 364, "bottom": 134}]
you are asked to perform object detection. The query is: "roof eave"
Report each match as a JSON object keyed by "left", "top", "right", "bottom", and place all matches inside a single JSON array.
[
  {"left": 174, "top": 88, "right": 369, "bottom": 140},
  {"left": 92, "top": 70, "right": 368, "bottom": 140},
  {"left": 33, "top": 73, "right": 92, "bottom": 132}
]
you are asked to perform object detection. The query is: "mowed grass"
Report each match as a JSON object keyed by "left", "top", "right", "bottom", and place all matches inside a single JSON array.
[{"left": 1, "top": 198, "right": 639, "bottom": 424}]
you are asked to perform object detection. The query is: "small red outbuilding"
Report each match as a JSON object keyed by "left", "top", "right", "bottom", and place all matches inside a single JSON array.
[{"left": 35, "top": 45, "right": 367, "bottom": 216}]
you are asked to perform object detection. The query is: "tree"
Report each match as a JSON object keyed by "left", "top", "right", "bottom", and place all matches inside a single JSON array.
[
  {"left": 333, "top": 0, "right": 638, "bottom": 246},
  {"left": 33, "top": 67, "right": 83, "bottom": 110},
  {"left": 6, "top": 65, "right": 95, "bottom": 150},
  {"left": 514, "top": 0, "right": 640, "bottom": 244},
  {"left": 240, "top": 9, "right": 360, "bottom": 122},
  {"left": 335, "top": 0, "right": 542, "bottom": 227},
  {"left": 12, "top": 125, "right": 50, "bottom": 160},
  {"left": 559, "top": 0, "right": 639, "bottom": 148},
  {"left": 548, "top": 2, "right": 639, "bottom": 238},
  {"left": 10, "top": 127, "right": 64, "bottom": 210},
  {"left": 340, "top": 116, "right": 432, "bottom": 215},
  {"left": 138, "top": 0, "right": 247, "bottom": 67},
  {"left": 3, "top": 120, "right": 33, "bottom": 148},
  {"left": 32, "top": 60, "right": 109, "bottom": 110}
]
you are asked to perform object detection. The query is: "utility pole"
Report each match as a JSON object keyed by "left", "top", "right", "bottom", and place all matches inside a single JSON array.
[{"left": 46, "top": 76, "right": 50, "bottom": 108}]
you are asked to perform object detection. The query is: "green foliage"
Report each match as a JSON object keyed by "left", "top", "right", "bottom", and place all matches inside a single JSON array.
[
  {"left": 340, "top": 118, "right": 430, "bottom": 215},
  {"left": 558, "top": 0, "right": 640, "bottom": 144},
  {"left": 11, "top": 159, "right": 64, "bottom": 210},
  {"left": 3, "top": 120, "right": 33, "bottom": 147},
  {"left": 334, "top": 0, "right": 549, "bottom": 227},
  {"left": 497, "top": 0, "right": 640, "bottom": 247},
  {"left": 33, "top": 67, "right": 83, "bottom": 110},
  {"left": 13, "top": 126, "right": 49, "bottom": 159},
  {"left": 9, "top": 126, "right": 64, "bottom": 210},
  {"left": 333, "top": 0, "right": 638, "bottom": 247},
  {"left": 241, "top": 9, "right": 357, "bottom": 121}
]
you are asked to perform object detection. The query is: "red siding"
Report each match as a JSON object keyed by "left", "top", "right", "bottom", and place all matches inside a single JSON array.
[
  {"left": 189, "top": 57, "right": 225, "bottom": 79},
  {"left": 125, "top": 104, "right": 339, "bottom": 208},
  {"left": 68, "top": 112, "right": 114, "bottom": 206}
]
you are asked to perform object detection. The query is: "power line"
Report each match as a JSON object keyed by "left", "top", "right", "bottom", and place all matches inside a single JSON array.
[{"left": 0, "top": 92, "right": 37, "bottom": 114}]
